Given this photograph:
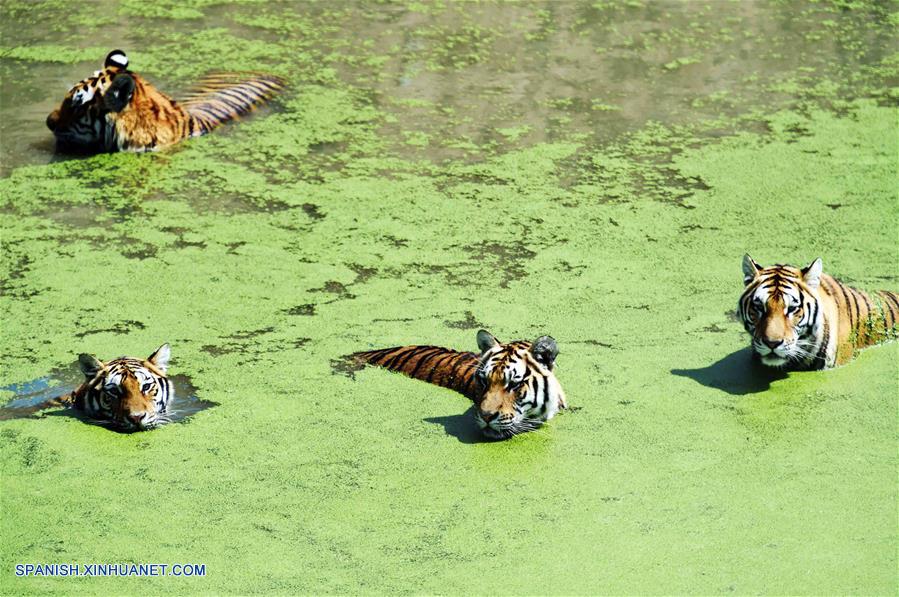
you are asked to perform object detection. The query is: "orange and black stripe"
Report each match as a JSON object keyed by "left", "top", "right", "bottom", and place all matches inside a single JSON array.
[
  {"left": 820, "top": 274, "right": 899, "bottom": 350},
  {"left": 352, "top": 346, "right": 482, "bottom": 400},
  {"left": 876, "top": 290, "right": 899, "bottom": 331},
  {"left": 181, "top": 73, "right": 285, "bottom": 135}
]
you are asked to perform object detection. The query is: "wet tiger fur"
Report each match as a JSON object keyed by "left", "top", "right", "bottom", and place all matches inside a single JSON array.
[
  {"left": 61, "top": 344, "right": 174, "bottom": 431},
  {"left": 46, "top": 50, "right": 284, "bottom": 152},
  {"left": 352, "top": 329, "right": 567, "bottom": 439},
  {"left": 739, "top": 255, "right": 899, "bottom": 369}
]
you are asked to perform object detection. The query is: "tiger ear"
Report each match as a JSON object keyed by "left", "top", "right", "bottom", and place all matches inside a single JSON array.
[
  {"left": 104, "top": 73, "right": 135, "bottom": 112},
  {"left": 476, "top": 329, "right": 499, "bottom": 353},
  {"left": 78, "top": 354, "right": 104, "bottom": 379},
  {"left": 801, "top": 258, "right": 823, "bottom": 290},
  {"left": 742, "top": 254, "right": 761, "bottom": 285},
  {"left": 104, "top": 49, "right": 129, "bottom": 70},
  {"left": 531, "top": 336, "right": 559, "bottom": 369},
  {"left": 147, "top": 343, "right": 171, "bottom": 375}
]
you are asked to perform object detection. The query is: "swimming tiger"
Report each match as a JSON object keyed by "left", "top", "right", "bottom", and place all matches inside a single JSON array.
[
  {"left": 352, "top": 329, "right": 567, "bottom": 439},
  {"left": 61, "top": 344, "right": 174, "bottom": 431},
  {"left": 739, "top": 255, "right": 899, "bottom": 369},
  {"left": 46, "top": 50, "right": 284, "bottom": 152}
]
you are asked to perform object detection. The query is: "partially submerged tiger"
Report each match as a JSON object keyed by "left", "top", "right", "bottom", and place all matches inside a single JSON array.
[
  {"left": 739, "top": 255, "right": 899, "bottom": 370},
  {"left": 351, "top": 330, "right": 567, "bottom": 439},
  {"left": 58, "top": 344, "right": 174, "bottom": 431},
  {"left": 46, "top": 50, "right": 284, "bottom": 152}
]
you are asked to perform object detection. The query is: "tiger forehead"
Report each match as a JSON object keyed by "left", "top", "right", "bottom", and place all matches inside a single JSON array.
[
  {"left": 104, "top": 357, "right": 162, "bottom": 380},
  {"left": 483, "top": 343, "right": 532, "bottom": 372},
  {"left": 107, "top": 356, "right": 147, "bottom": 367},
  {"left": 758, "top": 264, "right": 803, "bottom": 279},
  {"left": 752, "top": 268, "right": 806, "bottom": 292}
]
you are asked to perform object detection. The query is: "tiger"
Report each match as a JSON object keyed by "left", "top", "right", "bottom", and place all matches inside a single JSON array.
[
  {"left": 738, "top": 255, "right": 899, "bottom": 370},
  {"left": 352, "top": 329, "right": 568, "bottom": 439},
  {"left": 61, "top": 344, "right": 174, "bottom": 431},
  {"left": 46, "top": 50, "right": 284, "bottom": 152}
]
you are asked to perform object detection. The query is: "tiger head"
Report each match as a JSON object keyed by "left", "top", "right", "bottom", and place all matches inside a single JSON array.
[
  {"left": 46, "top": 50, "right": 135, "bottom": 151},
  {"left": 473, "top": 330, "right": 567, "bottom": 439},
  {"left": 77, "top": 344, "right": 174, "bottom": 431},
  {"left": 738, "top": 255, "right": 824, "bottom": 368}
]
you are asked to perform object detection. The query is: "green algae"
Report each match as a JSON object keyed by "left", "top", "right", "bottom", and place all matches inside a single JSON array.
[
  {"left": 0, "top": 45, "right": 112, "bottom": 64},
  {"left": 1, "top": 1, "right": 898, "bottom": 594}
]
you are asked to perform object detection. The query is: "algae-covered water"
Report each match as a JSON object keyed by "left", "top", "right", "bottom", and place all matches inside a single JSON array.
[{"left": 1, "top": 1, "right": 897, "bottom": 594}]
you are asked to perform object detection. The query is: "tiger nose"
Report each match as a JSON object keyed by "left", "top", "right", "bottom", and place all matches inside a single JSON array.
[
  {"left": 762, "top": 338, "right": 783, "bottom": 349},
  {"left": 46, "top": 112, "right": 58, "bottom": 131},
  {"left": 480, "top": 411, "right": 499, "bottom": 425},
  {"left": 128, "top": 412, "right": 146, "bottom": 425}
]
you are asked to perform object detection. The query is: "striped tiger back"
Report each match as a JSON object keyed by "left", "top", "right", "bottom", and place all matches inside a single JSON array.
[
  {"left": 819, "top": 274, "right": 899, "bottom": 363},
  {"left": 352, "top": 345, "right": 481, "bottom": 399},
  {"left": 181, "top": 73, "right": 285, "bottom": 136}
]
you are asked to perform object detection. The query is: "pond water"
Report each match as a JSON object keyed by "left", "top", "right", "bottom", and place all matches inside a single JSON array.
[
  {"left": 2, "top": 1, "right": 894, "bottom": 175},
  {"left": 0, "top": 364, "right": 215, "bottom": 426},
  {"left": 1, "top": 1, "right": 896, "bottom": 594}
]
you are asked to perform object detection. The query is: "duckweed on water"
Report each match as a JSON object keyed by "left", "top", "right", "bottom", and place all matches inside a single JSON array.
[{"left": 1, "top": 1, "right": 896, "bottom": 594}]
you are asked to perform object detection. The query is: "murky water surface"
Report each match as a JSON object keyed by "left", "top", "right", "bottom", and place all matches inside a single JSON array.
[
  {"left": 1, "top": 1, "right": 894, "bottom": 175},
  {"left": 0, "top": 364, "right": 214, "bottom": 425}
]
